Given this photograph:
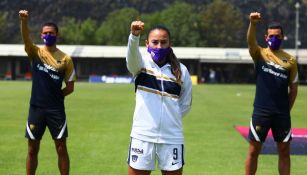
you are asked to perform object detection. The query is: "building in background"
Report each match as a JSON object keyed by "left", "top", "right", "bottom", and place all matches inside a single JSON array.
[{"left": 1, "top": 44, "right": 307, "bottom": 84}]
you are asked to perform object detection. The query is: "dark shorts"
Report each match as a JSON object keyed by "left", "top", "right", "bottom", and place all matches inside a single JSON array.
[
  {"left": 25, "top": 105, "right": 68, "bottom": 140},
  {"left": 248, "top": 108, "right": 291, "bottom": 143}
]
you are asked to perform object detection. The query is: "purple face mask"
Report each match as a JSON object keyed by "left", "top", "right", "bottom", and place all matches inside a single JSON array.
[
  {"left": 42, "top": 34, "right": 57, "bottom": 46},
  {"left": 147, "top": 47, "right": 171, "bottom": 63},
  {"left": 267, "top": 35, "right": 282, "bottom": 50}
]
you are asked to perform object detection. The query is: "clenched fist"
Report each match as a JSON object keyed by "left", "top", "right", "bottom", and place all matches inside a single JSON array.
[
  {"left": 19, "top": 10, "right": 29, "bottom": 20},
  {"left": 130, "top": 21, "right": 144, "bottom": 36},
  {"left": 249, "top": 12, "right": 261, "bottom": 24}
]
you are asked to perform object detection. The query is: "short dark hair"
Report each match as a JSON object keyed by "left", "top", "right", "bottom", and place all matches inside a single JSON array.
[
  {"left": 41, "top": 22, "right": 59, "bottom": 34},
  {"left": 266, "top": 22, "right": 283, "bottom": 36}
]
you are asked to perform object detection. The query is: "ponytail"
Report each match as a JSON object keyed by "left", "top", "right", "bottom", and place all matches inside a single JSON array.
[{"left": 168, "top": 49, "right": 182, "bottom": 85}]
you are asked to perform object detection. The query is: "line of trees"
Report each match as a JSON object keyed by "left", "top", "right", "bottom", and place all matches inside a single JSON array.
[{"left": 0, "top": 0, "right": 306, "bottom": 48}]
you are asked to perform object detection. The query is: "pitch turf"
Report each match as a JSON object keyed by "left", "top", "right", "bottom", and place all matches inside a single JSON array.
[{"left": 0, "top": 81, "right": 306, "bottom": 175}]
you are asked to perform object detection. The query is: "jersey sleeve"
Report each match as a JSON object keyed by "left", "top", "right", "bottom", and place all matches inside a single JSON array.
[
  {"left": 25, "top": 42, "right": 39, "bottom": 59},
  {"left": 126, "top": 33, "right": 144, "bottom": 76},
  {"left": 289, "top": 57, "right": 299, "bottom": 84},
  {"left": 64, "top": 56, "right": 76, "bottom": 82},
  {"left": 179, "top": 64, "right": 192, "bottom": 117},
  {"left": 249, "top": 45, "right": 261, "bottom": 62}
]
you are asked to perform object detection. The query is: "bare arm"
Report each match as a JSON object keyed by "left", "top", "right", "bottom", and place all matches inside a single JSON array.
[
  {"left": 247, "top": 12, "right": 261, "bottom": 56},
  {"left": 62, "top": 81, "right": 74, "bottom": 97},
  {"left": 19, "top": 10, "right": 34, "bottom": 51},
  {"left": 289, "top": 83, "right": 298, "bottom": 111}
]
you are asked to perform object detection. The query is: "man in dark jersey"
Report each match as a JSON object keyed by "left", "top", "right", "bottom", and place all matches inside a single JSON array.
[
  {"left": 245, "top": 12, "right": 298, "bottom": 175},
  {"left": 19, "top": 10, "right": 76, "bottom": 175}
]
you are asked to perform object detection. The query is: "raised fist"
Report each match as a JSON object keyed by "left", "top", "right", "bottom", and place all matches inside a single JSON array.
[
  {"left": 130, "top": 21, "right": 144, "bottom": 36},
  {"left": 249, "top": 12, "right": 261, "bottom": 24},
  {"left": 19, "top": 10, "right": 29, "bottom": 20}
]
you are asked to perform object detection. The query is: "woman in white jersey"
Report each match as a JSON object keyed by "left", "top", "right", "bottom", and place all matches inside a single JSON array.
[{"left": 126, "top": 20, "right": 192, "bottom": 175}]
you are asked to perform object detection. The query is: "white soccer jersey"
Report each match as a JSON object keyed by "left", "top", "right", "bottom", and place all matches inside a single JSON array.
[{"left": 126, "top": 34, "right": 192, "bottom": 144}]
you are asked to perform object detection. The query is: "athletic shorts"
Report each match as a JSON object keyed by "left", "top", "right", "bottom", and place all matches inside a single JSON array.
[
  {"left": 127, "top": 137, "right": 184, "bottom": 171},
  {"left": 248, "top": 108, "right": 291, "bottom": 143},
  {"left": 25, "top": 105, "right": 68, "bottom": 140}
]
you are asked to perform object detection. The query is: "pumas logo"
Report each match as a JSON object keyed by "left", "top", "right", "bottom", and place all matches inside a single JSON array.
[
  {"left": 132, "top": 155, "right": 138, "bottom": 162},
  {"left": 132, "top": 148, "right": 144, "bottom": 154},
  {"left": 255, "top": 126, "right": 261, "bottom": 132},
  {"left": 30, "top": 124, "right": 35, "bottom": 130}
]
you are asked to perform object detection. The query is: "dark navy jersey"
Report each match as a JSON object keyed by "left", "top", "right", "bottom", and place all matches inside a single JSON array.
[
  {"left": 25, "top": 43, "right": 76, "bottom": 109},
  {"left": 251, "top": 47, "right": 298, "bottom": 114}
]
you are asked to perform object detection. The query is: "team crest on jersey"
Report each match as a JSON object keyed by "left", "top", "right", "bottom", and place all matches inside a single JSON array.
[
  {"left": 132, "top": 155, "right": 138, "bottom": 162},
  {"left": 30, "top": 124, "right": 35, "bottom": 130}
]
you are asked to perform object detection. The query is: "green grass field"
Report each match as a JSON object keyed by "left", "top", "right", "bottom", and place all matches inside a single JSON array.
[{"left": 0, "top": 81, "right": 306, "bottom": 175}]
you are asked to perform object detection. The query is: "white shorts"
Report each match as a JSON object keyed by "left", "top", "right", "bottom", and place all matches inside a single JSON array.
[{"left": 127, "top": 137, "right": 184, "bottom": 171}]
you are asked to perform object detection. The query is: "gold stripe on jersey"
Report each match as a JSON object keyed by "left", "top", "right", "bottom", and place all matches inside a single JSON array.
[
  {"left": 140, "top": 68, "right": 181, "bottom": 83},
  {"left": 137, "top": 86, "right": 179, "bottom": 99}
]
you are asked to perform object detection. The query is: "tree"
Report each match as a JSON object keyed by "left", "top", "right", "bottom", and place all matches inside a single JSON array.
[
  {"left": 59, "top": 17, "right": 98, "bottom": 44},
  {"left": 0, "top": 0, "right": 306, "bottom": 47},
  {"left": 96, "top": 8, "right": 139, "bottom": 45},
  {"left": 79, "top": 18, "right": 98, "bottom": 44},
  {"left": 199, "top": 0, "right": 244, "bottom": 47},
  {"left": 143, "top": 2, "right": 202, "bottom": 46},
  {"left": 0, "top": 12, "right": 8, "bottom": 42},
  {"left": 59, "top": 17, "right": 82, "bottom": 44}
]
